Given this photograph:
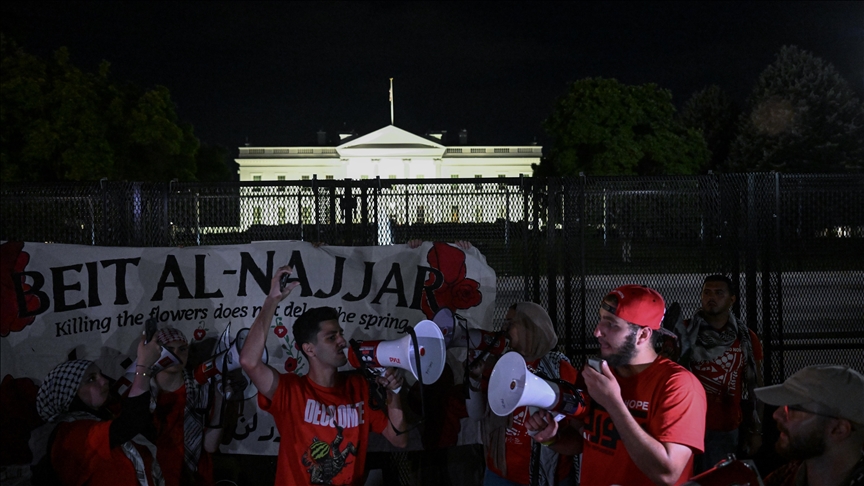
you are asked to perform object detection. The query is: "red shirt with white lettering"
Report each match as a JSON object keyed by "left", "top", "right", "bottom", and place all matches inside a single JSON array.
[
  {"left": 581, "top": 356, "right": 706, "bottom": 486},
  {"left": 258, "top": 371, "right": 388, "bottom": 486},
  {"left": 689, "top": 329, "right": 763, "bottom": 431}
]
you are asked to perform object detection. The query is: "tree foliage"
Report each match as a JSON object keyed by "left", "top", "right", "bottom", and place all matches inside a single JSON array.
[
  {"left": 1, "top": 35, "right": 201, "bottom": 182},
  {"left": 727, "top": 45, "right": 864, "bottom": 173},
  {"left": 679, "top": 85, "right": 739, "bottom": 173},
  {"left": 535, "top": 78, "right": 708, "bottom": 176}
]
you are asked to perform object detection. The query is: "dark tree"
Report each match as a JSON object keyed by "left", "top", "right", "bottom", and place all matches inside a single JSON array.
[
  {"left": 727, "top": 45, "right": 864, "bottom": 173},
  {"left": 535, "top": 78, "right": 708, "bottom": 176},
  {"left": 196, "top": 143, "right": 236, "bottom": 182},
  {"left": 1, "top": 35, "right": 199, "bottom": 182},
  {"left": 679, "top": 85, "right": 739, "bottom": 173}
]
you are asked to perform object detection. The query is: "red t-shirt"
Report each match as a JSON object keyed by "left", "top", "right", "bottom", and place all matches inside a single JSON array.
[
  {"left": 581, "top": 356, "right": 707, "bottom": 486},
  {"left": 258, "top": 372, "right": 388, "bottom": 486},
  {"left": 153, "top": 385, "right": 214, "bottom": 486},
  {"left": 689, "top": 329, "right": 763, "bottom": 431},
  {"left": 51, "top": 419, "right": 158, "bottom": 486},
  {"left": 486, "top": 357, "right": 578, "bottom": 485}
]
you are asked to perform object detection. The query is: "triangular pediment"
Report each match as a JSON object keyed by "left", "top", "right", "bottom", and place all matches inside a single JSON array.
[{"left": 336, "top": 125, "right": 446, "bottom": 153}]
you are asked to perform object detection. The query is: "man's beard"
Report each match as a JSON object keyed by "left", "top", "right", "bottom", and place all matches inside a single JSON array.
[
  {"left": 775, "top": 421, "right": 827, "bottom": 461},
  {"left": 604, "top": 327, "right": 638, "bottom": 368}
]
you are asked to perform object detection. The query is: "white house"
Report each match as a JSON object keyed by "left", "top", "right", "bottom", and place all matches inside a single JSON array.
[{"left": 234, "top": 125, "right": 541, "bottom": 234}]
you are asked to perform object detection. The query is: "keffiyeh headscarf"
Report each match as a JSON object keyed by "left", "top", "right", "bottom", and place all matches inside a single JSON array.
[
  {"left": 36, "top": 359, "right": 93, "bottom": 422},
  {"left": 31, "top": 359, "right": 166, "bottom": 486},
  {"left": 154, "top": 327, "right": 206, "bottom": 474}
]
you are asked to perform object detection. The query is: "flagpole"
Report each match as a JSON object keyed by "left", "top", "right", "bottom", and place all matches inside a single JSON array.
[{"left": 389, "top": 78, "right": 394, "bottom": 125}]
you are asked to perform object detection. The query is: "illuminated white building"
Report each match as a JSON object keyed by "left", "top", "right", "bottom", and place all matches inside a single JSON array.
[
  {"left": 236, "top": 125, "right": 540, "bottom": 181},
  {"left": 234, "top": 125, "right": 542, "bottom": 234}
]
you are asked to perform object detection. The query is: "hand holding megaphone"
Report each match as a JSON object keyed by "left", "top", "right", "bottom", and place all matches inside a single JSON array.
[
  {"left": 488, "top": 351, "right": 589, "bottom": 420},
  {"left": 347, "top": 320, "right": 446, "bottom": 394},
  {"left": 194, "top": 327, "right": 268, "bottom": 385},
  {"left": 115, "top": 342, "right": 183, "bottom": 396}
]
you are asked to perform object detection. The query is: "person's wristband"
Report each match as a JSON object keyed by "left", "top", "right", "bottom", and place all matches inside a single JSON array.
[{"left": 541, "top": 435, "right": 558, "bottom": 447}]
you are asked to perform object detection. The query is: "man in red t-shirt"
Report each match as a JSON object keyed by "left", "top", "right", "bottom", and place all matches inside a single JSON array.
[
  {"left": 674, "top": 275, "right": 764, "bottom": 473},
  {"left": 527, "top": 285, "right": 707, "bottom": 486},
  {"left": 240, "top": 265, "right": 407, "bottom": 486}
]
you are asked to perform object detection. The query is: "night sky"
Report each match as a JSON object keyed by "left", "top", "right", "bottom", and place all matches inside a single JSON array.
[{"left": 2, "top": 1, "right": 862, "bottom": 150}]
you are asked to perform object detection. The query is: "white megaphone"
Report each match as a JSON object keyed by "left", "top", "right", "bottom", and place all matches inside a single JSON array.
[
  {"left": 488, "top": 351, "right": 589, "bottom": 421},
  {"left": 347, "top": 320, "right": 446, "bottom": 392},
  {"left": 114, "top": 346, "right": 183, "bottom": 396},
  {"left": 194, "top": 325, "right": 268, "bottom": 385}
]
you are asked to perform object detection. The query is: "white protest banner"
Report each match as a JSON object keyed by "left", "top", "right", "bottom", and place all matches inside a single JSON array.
[{"left": 0, "top": 240, "right": 496, "bottom": 455}]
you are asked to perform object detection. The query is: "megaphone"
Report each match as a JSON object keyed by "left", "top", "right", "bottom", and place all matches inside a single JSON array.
[
  {"left": 488, "top": 351, "right": 589, "bottom": 421},
  {"left": 194, "top": 326, "right": 268, "bottom": 385},
  {"left": 347, "top": 320, "right": 446, "bottom": 390},
  {"left": 432, "top": 308, "right": 510, "bottom": 356},
  {"left": 114, "top": 346, "right": 183, "bottom": 396}
]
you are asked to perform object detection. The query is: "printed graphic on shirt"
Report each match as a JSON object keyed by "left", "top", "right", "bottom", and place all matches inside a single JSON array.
[
  {"left": 304, "top": 399, "right": 366, "bottom": 428},
  {"left": 584, "top": 400, "right": 649, "bottom": 450},
  {"left": 691, "top": 344, "right": 742, "bottom": 397},
  {"left": 302, "top": 425, "right": 357, "bottom": 485}
]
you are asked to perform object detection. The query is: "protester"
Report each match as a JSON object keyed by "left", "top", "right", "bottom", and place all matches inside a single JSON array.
[
  {"left": 239, "top": 265, "right": 407, "bottom": 485},
  {"left": 29, "top": 332, "right": 163, "bottom": 486},
  {"left": 526, "top": 284, "right": 707, "bottom": 486},
  {"left": 674, "top": 275, "right": 764, "bottom": 471},
  {"left": 757, "top": 364, "right": 864, "bottom": 486},
  {"left": 151, "top": 327, "right": 223, "bottom": 486},
  {"left": 466, "top": 302, "right": 577, "bottom": 486}
]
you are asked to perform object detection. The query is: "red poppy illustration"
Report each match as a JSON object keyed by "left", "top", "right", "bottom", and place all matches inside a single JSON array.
[
  {"left": 284, "top": 357, "right": 298, "bottom": 373},
  {"left": 1, "top": 241, "right": 42, "bottom": 337},
  {"left": 420, "top": 242, "right": 482, "bottom": 319},
  {"left": 274, "top": 325, "right": 288, "bottom": 338}
]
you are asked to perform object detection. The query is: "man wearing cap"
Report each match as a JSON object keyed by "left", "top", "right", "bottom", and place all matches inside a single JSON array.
[
  {"left": 755, "top": 365, "right": 864, "bottom": 486},
  {"left": 526, "top": 285, "right": 707, "bottom": 486}
]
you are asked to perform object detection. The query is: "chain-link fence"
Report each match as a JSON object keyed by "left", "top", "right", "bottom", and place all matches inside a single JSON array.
[{"left": 2, "top": 174, "right": 862, "bottom": 384}]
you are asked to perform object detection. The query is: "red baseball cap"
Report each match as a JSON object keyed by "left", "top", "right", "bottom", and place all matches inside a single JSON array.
[{"left": 601, "top": 285, "right": 666, "bottom": 330}]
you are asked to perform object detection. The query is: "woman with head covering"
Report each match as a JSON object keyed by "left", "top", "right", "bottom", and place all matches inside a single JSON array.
[
  {"left": 30, "top": 331, "right": 164, "bottom": 486},
  {"left": 150, "top": 327, "right": 223, "bottom": 486},
  {"left": 466, "top": 302, "right": 578, "bottom": 486}
]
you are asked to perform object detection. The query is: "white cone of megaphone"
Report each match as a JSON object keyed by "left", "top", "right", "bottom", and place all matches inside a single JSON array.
[
  {"left": 347, "top": 320, "right": 446, "bottom": 391},
  {"left": 488, "top": 351, "right": 589, "bottom": 420},
  {"left": 194, "top": 325, "right": 268, "bottom": 385},
  {"left": 115, "top": 346, "right": 183, "bottom": 396}
]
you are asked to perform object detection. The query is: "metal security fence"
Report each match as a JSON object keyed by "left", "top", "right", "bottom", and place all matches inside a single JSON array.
[{"left": 2, "top": 174, "right": 862, "bottom": 385}]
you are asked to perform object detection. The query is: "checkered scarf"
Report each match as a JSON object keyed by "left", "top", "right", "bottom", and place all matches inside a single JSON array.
[
  {"left": 36, "top": 359, "right": 92, "bottom": 423},
  {"left": 155, "top": 327, "right": 206, "bottom": 474},
  {"left": 34, "top": 360, "right": 165, "bottom": 486}
]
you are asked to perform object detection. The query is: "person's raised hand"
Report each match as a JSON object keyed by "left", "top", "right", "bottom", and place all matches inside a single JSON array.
[
  {"left": 137, "top": 331, "right": 162, "bottom": 369},
  {"left": 270, "top": 265, "right": 300, "bottom": 300},
  {"left": 582, "top": 359, "right": 621, "bottom": 410}
]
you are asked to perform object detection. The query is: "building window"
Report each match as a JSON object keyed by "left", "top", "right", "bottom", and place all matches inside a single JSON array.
[
  {"left": 361, "top": 175, "right": 369, "bottom": 180},
  {"left": 326, "top": 175, "right": 334, "bottom": 180},
  {"left": 389, "top": 175, "right": 397, "bottom": 179},
  {"left": 451, "top": 174, "right": 459, "bottom": 191},
  {"left": 475, "top": 174, "right": 482, "bottom": 191},
  {"left": 277, "top": 175, "right": 286, "bottom": 192},
  {"left": 451, "top": 205, "right": 459, "bottom": 222},
  {"left": 498, "top": 174, "right": 506, "bottom": 190},
  {"left": 416, "top": 205, "right": 426, "bottom": 224},
  {"left": 252, "top": 174, "right": 262, "bottom": 192},
  {"left": 278, "top": 207, "right": 286, "bottom": 224},
  {"left": 494, "top": 148, "right": 510, "bottom": 153},
  {"left": 249, "top": 149, "right": 265, "bottom": 155},
  {"left": 298, "top": 148, "right": 313, "bottom": 154},
  {"left": 253, "top": 207, "right": 262, "bottom": 225},
  {"left": 470, "top": 148, "right": 486, "bottom": 154},
  {"left": 446, "top": 148, "right": 462, "bottom": 154}
]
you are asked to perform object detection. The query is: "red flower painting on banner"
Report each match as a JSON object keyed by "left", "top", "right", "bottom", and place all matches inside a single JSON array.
[
  {"left": 1, "top": 241, "right": 42, "bottom": 337},
  {"left": 420, "top": 242, "right": 482, "bottom": 319}
]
